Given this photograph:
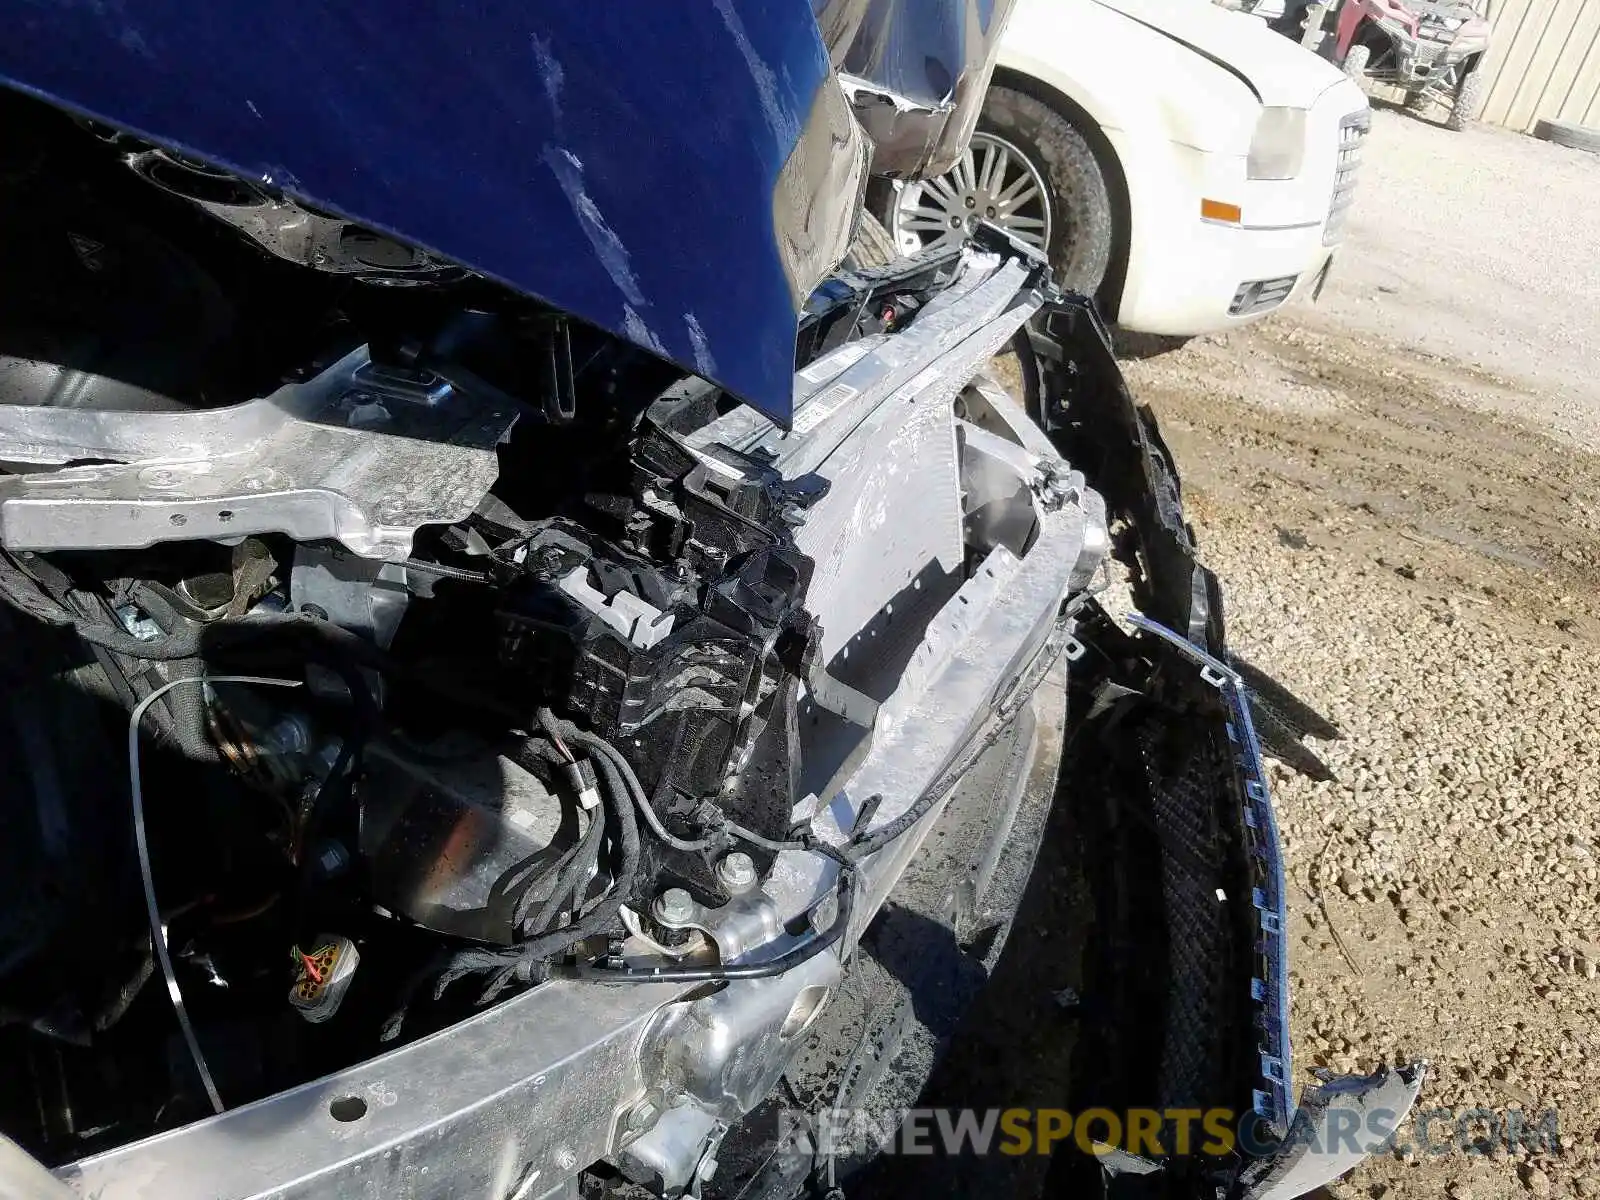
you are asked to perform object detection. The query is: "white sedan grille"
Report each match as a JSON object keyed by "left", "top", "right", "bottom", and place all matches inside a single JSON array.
[
  {"left": 1230, "top": 274, "right": 1299, "bottom": 317},
  {"left": 1325, "top": 110, "right": 1370, "bottom": 247}
]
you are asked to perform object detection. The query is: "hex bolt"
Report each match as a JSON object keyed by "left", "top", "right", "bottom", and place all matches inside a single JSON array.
[
  {"left": 626, "top": 1098, "right": 660, "bottom": 1134},
  {"left": 717, "top": 852, "right": 759, "bottom": 893},
  {"left": 653, "top": 887, "right": 697, "bottom": 926}
]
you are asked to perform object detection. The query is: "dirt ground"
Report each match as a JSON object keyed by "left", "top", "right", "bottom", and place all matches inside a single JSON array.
[{"left": 1120, "top": 106, "right": 1600, "bottom": 1199}]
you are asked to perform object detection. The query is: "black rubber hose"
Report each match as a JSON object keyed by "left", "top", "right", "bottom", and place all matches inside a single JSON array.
[
  {"left": 527, "top": 709, "right": 865, "bottom": 986},
  {"left": 537, "top": 709, "right": 652, "bottom": 808},
  {"left": 541, "top": 719, "right": 640, "bottom": 901},
  {"left": 514, "top": 835, "right": 583, "bottom": 933},
  {"left": 489, "top": 718, "right": 641, "bottom": 972},
  {"left": 518, "top": 801, "right": 604, "bottom": 936},
  {"left": 378, "top": 721, "right": 642, "bottom": 1040},
  {"left": 501, "top": 736, "right": 570, "bottom": 784},
  {"left": 542, "top": 708, "right": 720, "bottom": 853}
]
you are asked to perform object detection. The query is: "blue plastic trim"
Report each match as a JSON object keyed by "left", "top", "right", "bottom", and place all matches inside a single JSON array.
[{"left": 1126, "top": 612, "right": 1295, "bottom": 1136}]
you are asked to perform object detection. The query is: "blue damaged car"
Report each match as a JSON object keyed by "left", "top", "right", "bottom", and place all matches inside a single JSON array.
[{"left": 0, "top": 2, "right": 1417, "bottom": 1197}]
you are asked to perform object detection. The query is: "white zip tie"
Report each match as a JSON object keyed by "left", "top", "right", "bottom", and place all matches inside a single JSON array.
[{"left": 127, "top": 674, "right": 302, "bottom": 1114}]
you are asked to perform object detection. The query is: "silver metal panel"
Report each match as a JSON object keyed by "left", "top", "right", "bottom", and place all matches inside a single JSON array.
[
  {"left": 790, "top": 391, "right": 962, "bottom": 671},
  {"left": 687, "top": 248, "right": 1039, "bottom": 669},
  {"left": 0, "top": 349, "right": 517, "bottom": 561},
  {"left": 689, "top": 250, "right": 1031, "bottom": 470},
  {"left": 56, "top": 979, "right": 686, "bottom": 1200}
]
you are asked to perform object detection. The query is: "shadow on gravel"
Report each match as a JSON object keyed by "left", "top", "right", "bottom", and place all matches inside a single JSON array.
[
  {"left": 1112, "top": 330, "right": 1193, "bottom": 361},
  {"left": 1367, "top": 93, "right": 1448, "bottom": 131},
  {"left": 850, "top": 734, "right": 1093, "bottom": 1200},
  {"left": 1236, "top": 655, "right": 1341, "bottom": 782}
]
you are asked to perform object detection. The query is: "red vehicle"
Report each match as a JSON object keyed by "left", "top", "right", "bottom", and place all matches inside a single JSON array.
[{"left": 1332, "top": 0, "right": 1491, "bottom": 130}]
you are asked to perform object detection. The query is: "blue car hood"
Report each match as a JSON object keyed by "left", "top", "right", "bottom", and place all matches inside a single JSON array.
[{"left": 0, "top": 1, "right": 871, "bottom": 426}]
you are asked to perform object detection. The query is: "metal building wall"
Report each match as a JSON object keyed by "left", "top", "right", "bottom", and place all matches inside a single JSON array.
[{"left": 1479, "top": 0, "right": 1600, "bottom": 132}]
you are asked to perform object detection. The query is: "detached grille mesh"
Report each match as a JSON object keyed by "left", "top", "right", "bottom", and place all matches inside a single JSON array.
[
  {"left": 1325, "top": 110, "right": 1370, "bottom": 246},
  {"left": 1142, "top": 722, "right": 1237, "bottom": 1107}
]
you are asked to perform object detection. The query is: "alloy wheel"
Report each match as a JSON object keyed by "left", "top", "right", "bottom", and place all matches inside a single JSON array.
[{"left": 888, "top": 131, "right": 1052, "bottom": 256}]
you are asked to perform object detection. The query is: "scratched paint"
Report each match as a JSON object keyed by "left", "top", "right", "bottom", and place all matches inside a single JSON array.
[
  {"left": 685, "top": 314, "right": 719, "bottom": 378},
  {"left": 543, "top": 147, "right": 645, "bottom": 310},
  {"left": 713, "top": 0, "right": 802, "bottom": 146}
]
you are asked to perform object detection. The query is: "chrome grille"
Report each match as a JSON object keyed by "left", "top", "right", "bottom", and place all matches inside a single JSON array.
[
  {"left": 1230, "top": 274, "right": 1298, "bottom": 317},
  {"left": 1325, "top": 110, "right": 1369, "bottom": 246}
]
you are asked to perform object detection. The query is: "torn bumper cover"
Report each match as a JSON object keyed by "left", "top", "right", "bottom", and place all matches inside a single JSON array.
[
  {"left": 1029, "top": 300, "right": 1423, "bottom": 1196},
  {"left": 1240, "top": 1063, "right": 1428, "bottom": 1199}
]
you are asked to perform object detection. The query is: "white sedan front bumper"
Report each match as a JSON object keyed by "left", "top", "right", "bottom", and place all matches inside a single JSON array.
[{"left": 1110, "top": 81, "right": 1369, "bottom": 336}]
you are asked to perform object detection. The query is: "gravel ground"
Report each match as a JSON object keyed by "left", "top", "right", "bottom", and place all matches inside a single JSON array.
[
  {"left": 1118, "top": 106, "right": 1600, "bottom": 1200},
  {"left": 1308, "top": 107, "right": 1600, "bottom": 450}
]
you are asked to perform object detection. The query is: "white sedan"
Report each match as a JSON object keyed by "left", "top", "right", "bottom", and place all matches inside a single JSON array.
[{"left": 880, "top": 0, "right": 1371, "bottom": 334}]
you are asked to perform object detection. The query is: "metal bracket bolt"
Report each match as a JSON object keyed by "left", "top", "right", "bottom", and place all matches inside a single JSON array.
[
  {"left": 715, "top": 852, "right": 759, "bottom": 893},
  {"left": 620, "top": 1096, "right": 662, "bottom": 1146},
  {"left": 653, "top": 887, "right": 698, "bottom": 926}
]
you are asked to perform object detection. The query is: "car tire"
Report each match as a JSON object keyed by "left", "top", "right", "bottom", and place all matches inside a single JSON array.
[
  {"left": 1533, "top": 117, "right": 1600, "bottom": 154},
  {"left": 1342, "top": 43, "right": 1370, "bottom": 82},
  {"left": 845, "top": 209, "right": 900, "bottom": 270},
  {"left": 980, "top": 86, "right": 1115, "bottom": 299},
  {"left": 1446, "top": 62, "right": 1486, "bottom": 131}
]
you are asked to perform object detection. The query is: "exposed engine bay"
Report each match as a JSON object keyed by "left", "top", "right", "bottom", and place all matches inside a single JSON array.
[
  {"left": 0, "top": 86, "right": 1416, "bottom": 1200},
  {"left": 0, "top": 88, "right": 1089, "bottom": 1167}
]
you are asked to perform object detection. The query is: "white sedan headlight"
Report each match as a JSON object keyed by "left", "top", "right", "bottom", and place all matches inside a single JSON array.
[{"left": 1247, "top": 107, "right": 1308, "bottom": 180}]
